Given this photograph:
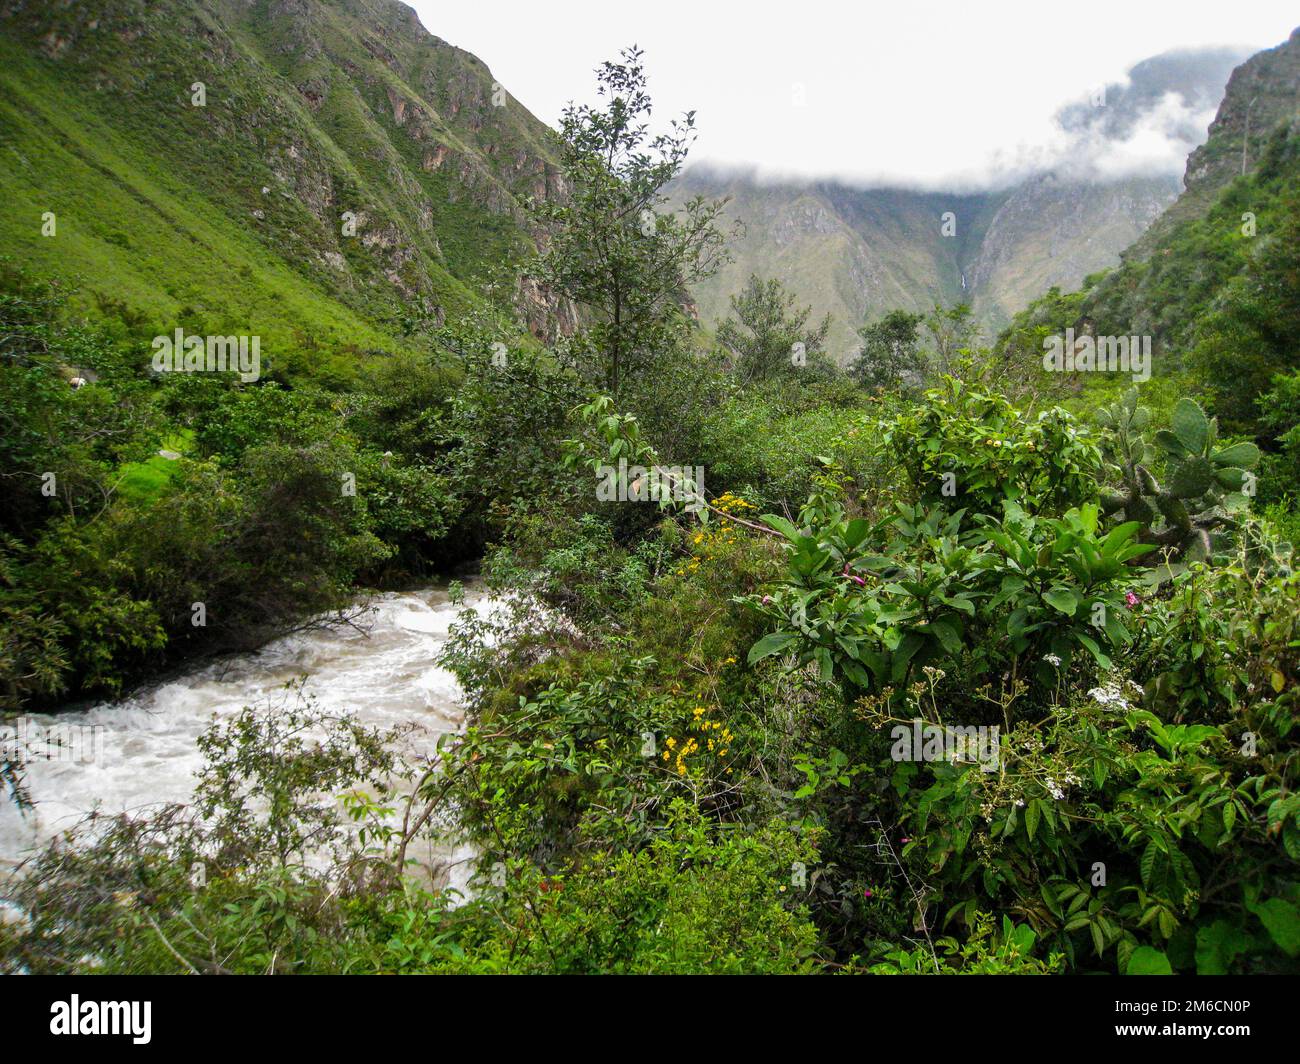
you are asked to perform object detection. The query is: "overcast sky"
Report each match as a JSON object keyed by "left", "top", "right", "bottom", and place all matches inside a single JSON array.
[{"left": 408, "top": 0, "right": 1297, "bottom": 189}]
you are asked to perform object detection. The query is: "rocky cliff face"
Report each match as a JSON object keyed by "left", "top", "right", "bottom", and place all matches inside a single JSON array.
[
  {"left": 666, "top": 175, "right": 1004, "bottom": 358},
  {"left": 0, "top": 0, "right": 575, "bottom": 347},
  {"left": 1119, "top": 28, "right": 1300, "bottom": 264},
  {"left": 671, "top": 169, "right": 1180, "bottom": 358},
  {"left": 969, "top": 173, "right": 1179, "bottom": 326},
  {"left": 1074, "top": 27, "right": 1300, "bottom": 353}
]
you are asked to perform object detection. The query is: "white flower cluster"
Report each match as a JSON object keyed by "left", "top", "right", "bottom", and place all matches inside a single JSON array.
[
  {"left": 1044, "top": 771, "right": 1081, "bottom": 801},
  {"left": 1087, "top": 680, "right": 1140, "bottom": 712}
]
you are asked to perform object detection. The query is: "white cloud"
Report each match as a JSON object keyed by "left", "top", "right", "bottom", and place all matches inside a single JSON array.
[
  {"left": 409, "top": 0, "right": 1296, "bottom": 189},
  {"left": 1080, "top": 93, "right": 1221, "bottom": 180}
]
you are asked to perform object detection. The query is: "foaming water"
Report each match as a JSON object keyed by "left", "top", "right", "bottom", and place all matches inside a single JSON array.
[{"left": 0, "top": 584, "right": 489, "bottom": 894}]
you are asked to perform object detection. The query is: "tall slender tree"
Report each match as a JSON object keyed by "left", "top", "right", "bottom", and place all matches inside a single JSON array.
[{"left": 526, "top": 47, "right": 730, "bottom": 396}]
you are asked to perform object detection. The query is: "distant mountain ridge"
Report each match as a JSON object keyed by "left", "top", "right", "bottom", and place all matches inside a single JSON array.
[{"left": 671, "top": 45, "right": 1254, "bottom": 359}]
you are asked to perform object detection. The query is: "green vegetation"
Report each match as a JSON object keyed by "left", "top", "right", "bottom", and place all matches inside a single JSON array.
[
  {"left": 997, "top": 106, "right": 1300, "bottom": 512},
  {"left": 1, "top": 29, "right": 1296, "bottom": 978}
]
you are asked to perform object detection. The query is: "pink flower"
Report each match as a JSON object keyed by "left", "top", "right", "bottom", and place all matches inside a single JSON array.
[
  {"left": 863, "top": 888, "right": 873, "bottom": 898},
  {"left": 1125, "top": 591, "right": 1140, "bottom": 608},
  {"left": 761, "top": 595, "right": 773, "bottom": 606}
]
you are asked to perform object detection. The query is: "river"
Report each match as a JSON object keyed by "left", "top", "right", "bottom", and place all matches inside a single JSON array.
[{"left": 0, "top": 584, "right": 487, "bottom": 894}]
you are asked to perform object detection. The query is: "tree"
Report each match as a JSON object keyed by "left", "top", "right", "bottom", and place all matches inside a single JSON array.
[
  {"left": 849, "top": 309, "right": 924, "bottom": 393},
  {"left": 526, "top": 47, "right": 731, "bottom": 397},
  {"left": 923, "top": 303, "right": 979, "bottom": 377},
  {"left": 716, "top": 275, "right": 832, "bottom": 384}
]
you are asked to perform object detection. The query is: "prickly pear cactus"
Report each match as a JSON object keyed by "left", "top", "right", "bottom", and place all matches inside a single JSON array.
[{"left": 1097, "top": 389, "right": 1259, "bottom": 561}]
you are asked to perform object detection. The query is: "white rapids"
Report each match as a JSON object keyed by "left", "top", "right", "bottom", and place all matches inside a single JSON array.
[{"left": 0, "top": 583, "right": 490, "bottom": 895}]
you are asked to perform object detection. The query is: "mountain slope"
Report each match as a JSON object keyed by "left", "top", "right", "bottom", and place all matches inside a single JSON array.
[
  {"left": 0, "top": 0, "right": 567, "bottom": 378},
  {"left": 667, "top": 174, "right": 1005, "bottom": 358},
  {"left": 1077, "top": 27, "right": 1300, "bottom": 352}
]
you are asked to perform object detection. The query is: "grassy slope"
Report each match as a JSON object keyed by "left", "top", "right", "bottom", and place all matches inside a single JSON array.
[
  {"left": 0, "top": 36, "right": 399, "bottom": 371},
  {"left": 0, "top": 0, "right": 563, "bottom": 380}
]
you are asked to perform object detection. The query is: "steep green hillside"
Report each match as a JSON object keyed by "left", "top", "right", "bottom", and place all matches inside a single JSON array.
[
  {"left": 1079, "top": 27, "right": 1300, "bottom": 356},
  {"left": 0, "top": 0, "right": 566, "bottom": 378}
]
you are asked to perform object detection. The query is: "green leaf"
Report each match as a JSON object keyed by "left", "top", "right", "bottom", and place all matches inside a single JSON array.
[
  {"left": 1100, "top": 521, "right": 1140, "bottom": 554},
  {"left": 1007, "top": 607, "right": 1028, "bottom": 637},
  {"left": 1212, "top": 441, "right": 1260, "bottom": 469},
  {"left": 761, "top": 514, "right": 800, "bottom": 541},
  {"left": 842, "top": 518, "right": 872, "bottom": 550},
  {"left": 1171, "top": 398, "right": 1210, "bottom": 455},
  {"left": 1153, "top": 428, "right": 1185, "bottom": 455},
  {"left": 1245, "top": 897, "right": 1300, "bottom": 957},
  {"left": 1043, "top": 588, "right": 1079, "bottom": 616},
  {"left": 1195, "top": 920, "right": 1253, "bottom": 975},
  {"left": 747, "top": 631, "right": 797, "bottom": 664},
  {"left": 929, "top": 616, "right": 964, "bottom": 655},
  {"left": 814, "top": 646, "right": 834, "bottom": 682},
  {"left": 1169, "top": 457, "right": 1213, "bottom": 498},
  {"left": 1139, "top": 839, "right": 1160, "bottom": 890},
  {"left": 1156, "top": 493, "right": 1191, "bottom": 531},
  {"left": 1025, "top": 797, "right": 1041, "bottom": 840},
  {"left": 889, "top": 632, "right": 926, "bottom": 683},
  {"left": 1076, "top": 632, "right": 1111, "bottom": 670},
  {"left": 1125, "top": 946, "right": 1173, "bottom": 975}
]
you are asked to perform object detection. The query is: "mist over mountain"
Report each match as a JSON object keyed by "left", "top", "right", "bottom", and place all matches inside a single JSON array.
[
  {"left": 1050, "top": 46, "right": 1256, "bottom": 180},
  {"left": 1077, "top": 26, "right": 1300, "bottom": 350},
  {"left": 672, "top": 45, "right": 1253, "bottom": 356}
]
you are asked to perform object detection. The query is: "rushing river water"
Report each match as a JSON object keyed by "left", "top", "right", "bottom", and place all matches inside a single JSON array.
[{"left": 0, "top": 584, "right": 487, "bottom": 893}]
